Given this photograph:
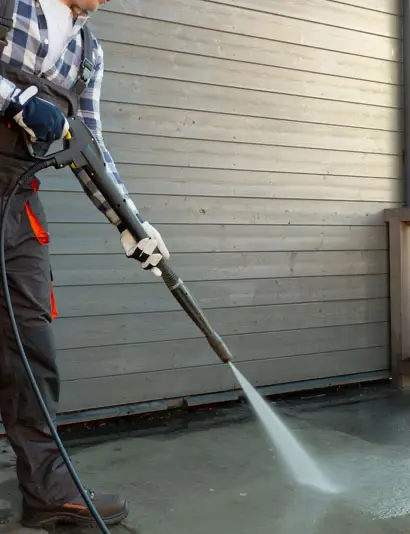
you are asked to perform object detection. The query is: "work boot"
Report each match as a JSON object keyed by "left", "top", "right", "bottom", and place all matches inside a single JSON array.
[{"left": 21, "top": 489, "right": 129, "bottom": 528}]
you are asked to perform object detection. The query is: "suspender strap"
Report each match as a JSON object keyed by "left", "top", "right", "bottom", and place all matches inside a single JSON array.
[
  {"left": 0, "top": 0, "right": 14, "bottom": 56},
  {"left": 72, "top": 23, "right": 94, "bottom": 96},
  {"left": 0, "top": 0, "right": 94, "bottom": 95}
]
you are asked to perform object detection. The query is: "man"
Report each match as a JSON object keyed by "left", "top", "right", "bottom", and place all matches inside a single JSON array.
[{"left": 0, "top": 0, "right": 170, "bottom": 528}]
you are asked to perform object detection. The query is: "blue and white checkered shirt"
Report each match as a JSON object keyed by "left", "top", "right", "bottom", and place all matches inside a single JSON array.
[{"left": 0, "top": 0, "right": 134, "bottom": 227}]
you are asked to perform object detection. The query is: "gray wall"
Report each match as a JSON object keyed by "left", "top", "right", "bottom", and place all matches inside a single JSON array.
[{"left": 40, "top": 0, "right": 403, "bottom": 414}]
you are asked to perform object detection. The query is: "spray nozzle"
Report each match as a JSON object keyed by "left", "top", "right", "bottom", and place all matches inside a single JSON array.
[{"left": 208, "top": 334, "right": 233, "bottom": 363}]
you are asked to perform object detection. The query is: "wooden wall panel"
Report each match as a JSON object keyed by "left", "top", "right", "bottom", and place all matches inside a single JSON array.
[
  {"left": 59, "top": 347, "right": 389, "bottom": 412},
  {"left": 58, "top": 323, "right": 390, "bottom": 380},
  {"left": 54, "top": 275, "right": 388, "bottom": 317},
  {"left": 41, "top": 191, "right": 397, "bottom": 226},
  {"left": 53, "top": 298, "right": 388, "bottom": 349},
  {"left": 47, "top": 224, "right": 388, "bottom": 255},
  {"left": 44, "top": 0, "right": 401, "bottom": 414},
  {"left": 101, "top": 0, "right": 402, "bottom": 60},
  {"left": 94, "top": 14, "right": 400, "bottom": 84},
  {"left": 41, "top": 165, "right": 403, "bottom": 202},
  {"left": 50, "top": 250, "right": 388, "bottom": 287},
  {"left": 101, "top": 42, "right": 401, "bottom": 108}
]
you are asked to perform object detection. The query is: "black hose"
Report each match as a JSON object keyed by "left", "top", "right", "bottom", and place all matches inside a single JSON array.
[{"left": 0, "top": 161, "right": 110, "bottom": 534}]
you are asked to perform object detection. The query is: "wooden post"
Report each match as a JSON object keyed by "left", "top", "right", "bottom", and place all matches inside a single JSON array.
[{"left": 385, "top": 208, "right": 410, "bottom": 387}]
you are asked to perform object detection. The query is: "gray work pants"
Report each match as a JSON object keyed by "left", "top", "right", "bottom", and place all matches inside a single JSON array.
[{"left": 0, "top": 188, "right": 78, "bottom": 509}]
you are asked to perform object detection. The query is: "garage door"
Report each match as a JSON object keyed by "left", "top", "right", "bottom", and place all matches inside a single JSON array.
[{"left": 40, "top": 0, "right": 403, "bottom": 415}]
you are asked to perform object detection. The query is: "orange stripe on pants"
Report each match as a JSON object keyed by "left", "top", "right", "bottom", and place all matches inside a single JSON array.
[
  {"left": 25, "top": 202, "right": 58, "bottom": 319},
  {"left": 50, "top": 283, "right": 58, "bottom": 320},
  {"left": 25, "top": 203, "right": 49, "bottom": 245}
]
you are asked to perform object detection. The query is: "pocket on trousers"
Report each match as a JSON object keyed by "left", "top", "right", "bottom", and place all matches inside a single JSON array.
[{"left": 4, "top": 190, "right": 34, "bottom": 248}]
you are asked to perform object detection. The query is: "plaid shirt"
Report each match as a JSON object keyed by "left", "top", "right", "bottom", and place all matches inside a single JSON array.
[{"left": 0, "top": 0, "right": 134, "bottom": 227}]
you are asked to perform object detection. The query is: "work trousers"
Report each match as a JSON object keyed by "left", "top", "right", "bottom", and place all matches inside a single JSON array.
[{"left": 0, "top": 187, "right": 78, "bottom": 509}]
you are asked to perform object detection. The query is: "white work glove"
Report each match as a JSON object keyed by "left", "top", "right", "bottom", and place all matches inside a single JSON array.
[{"left": 120, "top": 221, "right": 170, "bottom": 277}]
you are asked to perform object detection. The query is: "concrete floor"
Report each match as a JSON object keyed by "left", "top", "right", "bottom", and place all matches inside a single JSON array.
[{"left": 2, "top": 384, "right": 410, "bottom": 533}]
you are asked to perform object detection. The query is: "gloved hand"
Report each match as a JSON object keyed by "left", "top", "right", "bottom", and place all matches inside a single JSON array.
[
  {"left": 5, "top": 84, "right": 69, "bottom": 143},
  {"left": 120, "top": 221, "right": 170, "bottom": 277}
]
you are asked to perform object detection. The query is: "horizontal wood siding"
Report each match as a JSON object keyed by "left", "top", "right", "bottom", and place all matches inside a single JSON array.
[
  {"left": 42, "top": 0, "right": 402, "bottom": 413},
  {"left": 60, "top": 347, "right": 389, "bottom": 412}
]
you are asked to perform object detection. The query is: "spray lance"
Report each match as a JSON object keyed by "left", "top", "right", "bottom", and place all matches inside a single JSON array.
[
  {"left": 0, "top": 116, "right": 232, "bottom": 534},
  {"left": 31, "top": 117, "right": 233, "bottom": 363}
]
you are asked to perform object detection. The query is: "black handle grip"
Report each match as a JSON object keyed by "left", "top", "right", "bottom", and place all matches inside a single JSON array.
[
  {"left": 23, "top": 130, "right": 54, "bottom": 160},
  {"left": 27, "top": 140, "right": 53, "bottom": 159},
  {"left": 159, "top": 260, "right": 180, "bottom": 289}
]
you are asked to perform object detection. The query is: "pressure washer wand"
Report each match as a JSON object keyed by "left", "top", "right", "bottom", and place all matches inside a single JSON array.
[{"left": 32, "top": 117, "right": 233, "bottom": 364}]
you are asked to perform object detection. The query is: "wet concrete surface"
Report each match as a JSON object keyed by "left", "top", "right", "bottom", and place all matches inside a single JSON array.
[{"left": 2, "top": 383, "right": 410, "bottom": 533}]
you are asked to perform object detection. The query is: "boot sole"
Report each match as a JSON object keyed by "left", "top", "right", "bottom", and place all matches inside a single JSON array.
[{"left": 21, "top": 500, "right": 129, "bottom": 529}]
